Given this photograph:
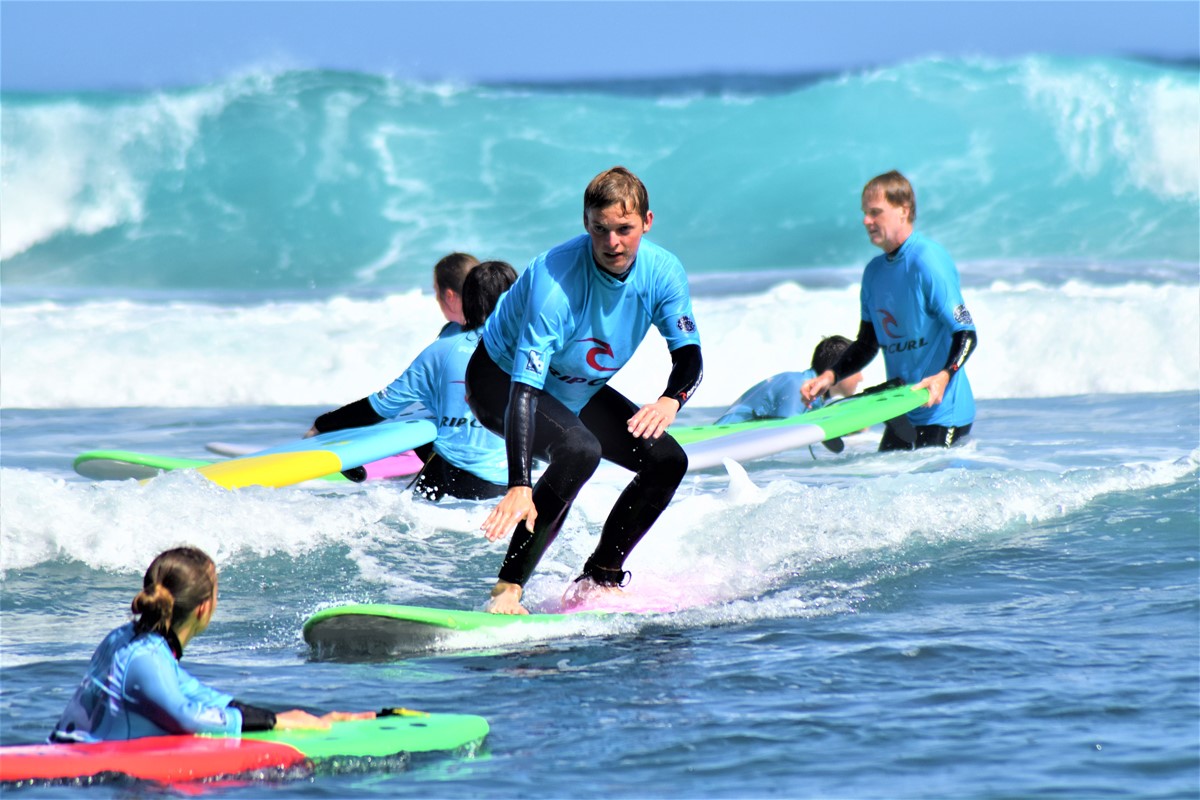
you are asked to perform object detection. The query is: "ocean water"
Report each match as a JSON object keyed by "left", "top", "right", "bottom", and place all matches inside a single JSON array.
[{"left": 1, "top": 55, "right": 1198, "bottom": 798}]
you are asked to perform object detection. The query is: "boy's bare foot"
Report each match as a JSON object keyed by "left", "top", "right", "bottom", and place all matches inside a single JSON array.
[{"left": 485, "top": 580, "right": 528, "bottom": 615}]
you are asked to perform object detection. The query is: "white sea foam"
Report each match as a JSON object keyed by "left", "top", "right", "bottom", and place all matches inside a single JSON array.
[
  {"left": 1023, "top": 58, "right": 1200, "bottom": 200},
  {"left": 4, "top": 442, "right": 1193, "bottom": 587},
  {"left": 2, "top": 277, "right": 1196, "bottom": 409},
  {"left": 0, "top": 87, "right": 235, "bottom": 259}
]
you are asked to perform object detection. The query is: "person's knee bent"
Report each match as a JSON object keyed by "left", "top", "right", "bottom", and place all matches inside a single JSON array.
[
  {"left": 641, "top": 436, "right": 688, "bottom": 492},
  {"left": 549, "top": 429, "right": 602, "bottom": 480}
]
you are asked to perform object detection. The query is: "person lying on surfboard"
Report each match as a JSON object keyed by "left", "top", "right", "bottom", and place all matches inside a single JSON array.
[
  {"left": 307, "top": 261, "right": 518, "bottom": 501},
  {"left": 465, "top": 166, "right": 704, "bottom": 614},
  {"left": 716, "top": 335, "right": 864, "bottom": 424},
  {"left": 51, "top": 547, "right": 371, "bottom": 743},
  {"left": 801, "top": 170, "right": 977, "bottom": 450}
]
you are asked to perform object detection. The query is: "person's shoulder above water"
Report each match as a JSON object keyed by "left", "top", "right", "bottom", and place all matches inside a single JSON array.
[
  {"left": 541, "top": 232, "right": 592, "bottom": 264},
  {"left": 899, "top": 229, "right": 952, "bottom": 261},
  {"left": 630, "top": 236, "right": 683, "bottom": 270},
  {"left": 437, "top": 320, "right": 464, "bottom": 339},
  {"left": 716, "top": 369, "right": 818, "bottom": 425}
]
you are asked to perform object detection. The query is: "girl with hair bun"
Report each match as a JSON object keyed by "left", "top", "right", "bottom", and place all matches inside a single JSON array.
[{"left": 51, "top": 547, "right": 370, "bottom": 742}]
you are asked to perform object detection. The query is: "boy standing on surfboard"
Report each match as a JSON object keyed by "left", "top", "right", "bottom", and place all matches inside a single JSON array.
[
  {"left": 465, "top": 166, "right": 704, "bottom": 614},
  {"left": 801, "top": 170, "right": 977, "bottom": 450}
]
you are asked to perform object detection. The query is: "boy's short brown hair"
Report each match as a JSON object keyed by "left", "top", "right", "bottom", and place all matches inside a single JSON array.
[{"left": 584, "top": 166, "right": 650, "bottom": 221}]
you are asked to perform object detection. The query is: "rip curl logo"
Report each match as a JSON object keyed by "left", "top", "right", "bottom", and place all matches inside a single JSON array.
[
  {"left": 677, "top": 315, "right": 696, "bottom": 333},
  {"left": 953, "top": 304, "right": 974, "bottom": 326},
  {"left": 580, "top": 338, "right": 619, "bottom": 372},
  {"left": 878, "top": 309, "right": 902, "bottom": 339},
  {"left": 524, "top": 350, "right": 544, "bottom": 376}
]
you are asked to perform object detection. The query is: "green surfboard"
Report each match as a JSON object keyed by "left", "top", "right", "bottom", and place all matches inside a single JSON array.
[
  {"left": 237, "top": 708, "right": 490, "bottom": 757},
  {"left": 304, "top": 604, "right": 609, "bottom": 659},
  {"left": 664, "top": 382, "right": 929, "bottom": 470}
]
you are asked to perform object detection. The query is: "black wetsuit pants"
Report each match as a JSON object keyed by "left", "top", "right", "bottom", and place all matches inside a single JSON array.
[
  {"left": 466, "top": 346, "right": 688, "bottom": 587},
  {"left": 878, "top": 422, "right": 972, "bottom": 452},
  {"left": 412, "top": 453, "right": 507, "bottom": 502}
]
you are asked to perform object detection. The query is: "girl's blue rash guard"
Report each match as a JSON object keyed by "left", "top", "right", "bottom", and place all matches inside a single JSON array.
[
  {"left": 51, "top": 623, "right": 243, "bottom": 743},
  {"left": 369, "top": 328, "right": 506, "bottom": 485}
]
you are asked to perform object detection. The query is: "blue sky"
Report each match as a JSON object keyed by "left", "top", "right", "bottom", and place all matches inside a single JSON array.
[{"left": 2, "top": 1, "right": 1198, "bottom": 91}]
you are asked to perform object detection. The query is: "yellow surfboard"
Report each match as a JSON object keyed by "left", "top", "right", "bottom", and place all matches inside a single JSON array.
[{"left": 191, "top": 420, "right": 436, "bottom": 490}]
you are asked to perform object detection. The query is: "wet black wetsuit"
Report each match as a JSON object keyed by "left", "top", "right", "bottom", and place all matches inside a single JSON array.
[
  {"left": 465, "top": 233, "right": 703, "bottom": 587},
  {"left": 466, "top": 344, "right": 700, "bottom": 586}
]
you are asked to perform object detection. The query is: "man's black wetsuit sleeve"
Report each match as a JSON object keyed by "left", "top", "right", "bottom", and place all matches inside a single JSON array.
[
  {"left": 229, "top": 700, "right": 277, "bottom": 732},
  {"left": 943, "top": 329, "right": 977, "bottom": 375},
  {"left": 663, "top": 344, "right": 703, "bottom": 407},
  {"left": 505, "top": 382, "right": 539, "bottom": 489},
  {"left": 312, "top": 397, "right": 385, "bottom": 434},
  {"left": 831, "top": 320, "right": 880, "bottom": 382}
]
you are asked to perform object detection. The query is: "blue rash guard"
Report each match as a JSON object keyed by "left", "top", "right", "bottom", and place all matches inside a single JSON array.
[
  {"left": 860, "top": 230, "right": 976, "bottom": 428},
  {"left": 716, "top": 369, "right": 825, "bottom": 424},
  {"left": 369, "top": 329, "right": 506, "bottom": 486},
  {"left": 50, "top": 623, "right": 242, "bottom": 743},
  {"left": 436, "top": 321, "right": 463, "bottom": 339},
  {"left": 481, "top": 233, "right": 700, "bottom": 413}
]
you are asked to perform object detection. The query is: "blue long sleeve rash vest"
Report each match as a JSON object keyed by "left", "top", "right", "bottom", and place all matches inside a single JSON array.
[
  {"left": 859, "top": 230, "right": 976, "bottom": 428},
  {"left": 51, "top": 623, "right": 242, "bottom": 743},
  {"left": 715, "top": 369, "right": 824, "bottom": 424},
  {"left": 369, "top": 328, "right": 507, "bottom": 485},
  {"left": 481, "top": 233, "right": 701, "bottom": 414}
]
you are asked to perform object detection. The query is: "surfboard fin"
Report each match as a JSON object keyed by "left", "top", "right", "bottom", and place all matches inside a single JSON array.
[
  {"left": 722, "top": 457, "right": 761, "bottom": 502},
  {"left": 341, "top": 466, "right": 368, "bottom": 482}
]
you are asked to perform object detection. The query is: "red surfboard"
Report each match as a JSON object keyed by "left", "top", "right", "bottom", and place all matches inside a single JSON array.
[{"left": 0, "top": 736, "right": 306, "bottom": 784}]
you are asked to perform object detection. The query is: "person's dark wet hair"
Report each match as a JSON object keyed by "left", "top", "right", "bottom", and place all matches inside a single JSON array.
[
  {"left": 812, "top": 335, "right": 853, "bottom": 375},
  {"left": 462, "top": 261, "right": 518, "bottom": 331},
  {"left": 131, "top": 547, "right": 215, "bottom": 639}
]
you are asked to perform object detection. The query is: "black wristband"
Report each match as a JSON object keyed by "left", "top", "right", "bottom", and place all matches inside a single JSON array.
[{"left": 229, "top": 700, "right": 278, "bottom": 732}]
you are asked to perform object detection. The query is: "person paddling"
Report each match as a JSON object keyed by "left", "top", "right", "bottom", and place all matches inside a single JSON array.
[{"left": 51, "top": 546, "right": 371, "bottom": 742}]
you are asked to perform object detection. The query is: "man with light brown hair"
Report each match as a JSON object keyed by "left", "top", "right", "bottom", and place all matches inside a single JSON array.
[
  {"left": 803, "top": 170, "right": 977, "bottom": 450},
  {"left": 466, "top": 166, "right": 704, "bottom": 614}
]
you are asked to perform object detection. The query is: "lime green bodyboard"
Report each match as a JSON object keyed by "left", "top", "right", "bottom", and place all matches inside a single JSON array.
[
  {"left": 238, "top": 710, "right": 489, "bottom": 757},
  {"left": 673, "top": 383, "right": 929, "bottom": 446}
]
